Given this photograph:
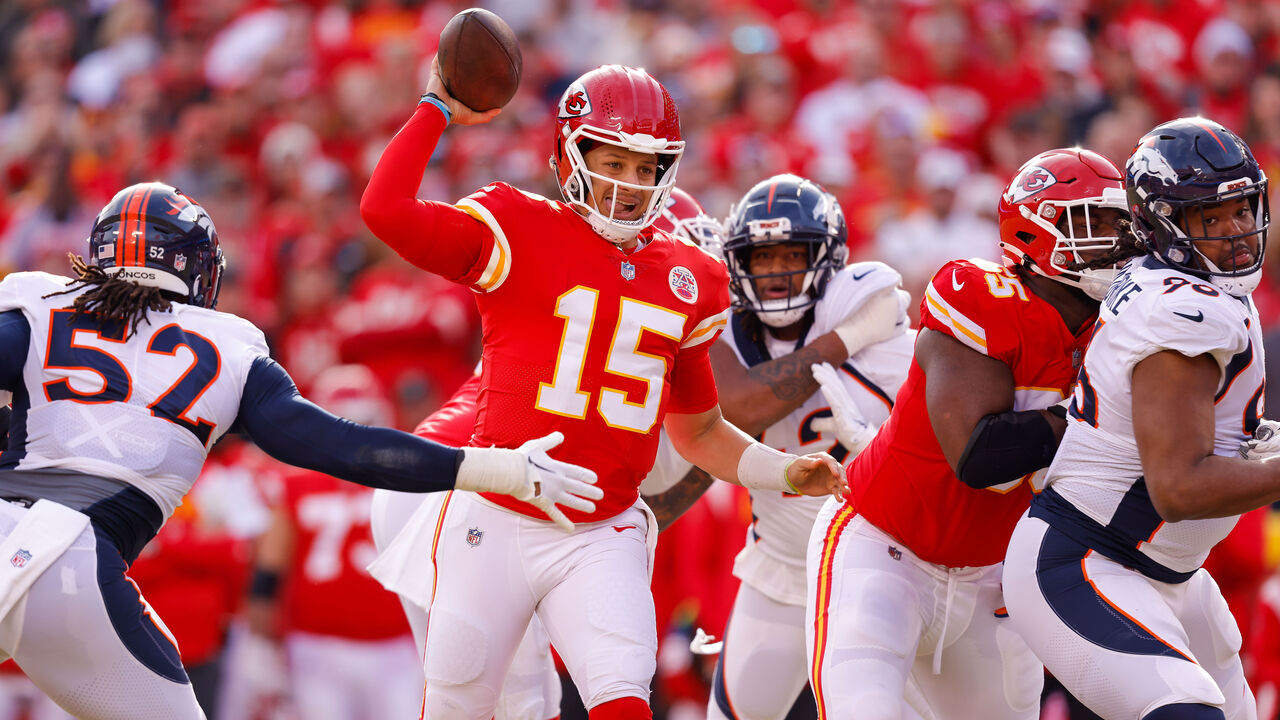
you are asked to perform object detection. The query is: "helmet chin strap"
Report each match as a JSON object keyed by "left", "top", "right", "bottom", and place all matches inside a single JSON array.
[
  {"left": 756, "top": 301, "right": 808, "bottom": 328},
  {"left": 1193, "top": 246, "right": 1263, "bottom": 296}
]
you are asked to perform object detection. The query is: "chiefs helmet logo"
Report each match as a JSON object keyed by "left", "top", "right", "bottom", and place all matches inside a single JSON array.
[
  {"left": 1005, "top": 165, "right": 1058, "bottom": 203},
  {"left": 559, "top": 83, "right": 592, "bottom": 118}
]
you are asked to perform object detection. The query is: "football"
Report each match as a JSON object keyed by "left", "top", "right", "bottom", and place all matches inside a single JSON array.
[{"left": 436, "top": 8, "right": 523, "bottom": 112}]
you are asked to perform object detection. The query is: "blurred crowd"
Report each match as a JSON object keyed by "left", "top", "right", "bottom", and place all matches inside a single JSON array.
[{"left": 3, "top": 0, "right": 1280, "bottom": 718}]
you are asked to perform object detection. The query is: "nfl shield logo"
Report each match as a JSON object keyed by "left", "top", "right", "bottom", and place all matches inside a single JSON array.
[
  {"left": 174, "top": 253, "right": 187, "bottom": 272},
  {"left": 466, "top": 527, "right": 483, "bottom": 547},
  {"left": 10, "top": 549, "right": 31, "bottom": 568},
  {"left": 621, "top": 261, "right": 635, "bottom": 281}
]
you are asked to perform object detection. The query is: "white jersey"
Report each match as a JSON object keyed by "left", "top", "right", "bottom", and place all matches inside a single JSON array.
[
  {"left": 0, "top": 272, "right": 270, "bottom": 520},
  {"left": 727, "top": 263, "right": 914, "bottom": 605},
  {"left": 1042, "top": 256, "right": 1263, "bottom": 578}
]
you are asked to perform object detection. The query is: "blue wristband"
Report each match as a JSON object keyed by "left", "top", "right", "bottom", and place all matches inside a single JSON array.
[{"left": 418, "top": 92, "right": 452, "bottom": 125}]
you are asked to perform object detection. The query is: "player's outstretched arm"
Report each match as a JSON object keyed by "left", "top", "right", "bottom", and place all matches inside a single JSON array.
[
  {"left": 710, "top": 333, "right": 851, "bottom": 438},
  {"left": 235, "top": 358, "right": 602, "bottom": 529},
  {"left": 665, "top": 406, "right": 847, "bottom": 499}
]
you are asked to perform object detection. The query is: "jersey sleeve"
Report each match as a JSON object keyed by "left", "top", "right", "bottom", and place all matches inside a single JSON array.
[
  {"left": 1115, "top": 291, "right": 1249, "bottom": 374},
  {"left": 453, "top": 182, "right": 551, "bottom": 293},
  {"left": 359, "top": 102, "right": 496, "bottom": 285},
  {"left": 668, "top": 254, "right": 731, "bottom": 414},
  {"left": 0, "top": 272, "right": 65, "bottom": 314},
  {"left": 919, "top": 260, "right": 1021, "bottom": 365}
]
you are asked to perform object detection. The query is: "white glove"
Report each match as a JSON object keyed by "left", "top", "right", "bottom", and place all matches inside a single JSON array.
[
  {"left": 813, "top": 283, "right": 910, "bottom": 357},
  {"left": 237, "top": 632, "right": 291, "bottom": 699},
  {"left": 1239, "top": 419, "right": 1280, "bottom": 461},
  {"left": 809, "top": 362, "right": 878, "bottom": 456},
  {"left": 456, "top": 432, "right": 604, "bottom": 532},
  {"left": 689, "top": 627, "right": 723, "bottom": 655}
]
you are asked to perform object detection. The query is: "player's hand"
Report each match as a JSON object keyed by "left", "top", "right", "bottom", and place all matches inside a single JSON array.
[
  {"left": 1239, "top": 419, "right": 1280, "bottom": 461},
  {"left": 785, "top": 452, "right": 848, "bottom": 500},
  {"left": 809, "top": 362, "right": 878, "bottom": 456},
  {"left": 511, "top": 432, "right": 605, "bottom": 532},
  {"left": 426, "top": 56, "right": 502, "bottom": 126},
  {"left": 690, "top": 627, "right": 723, "bottom": 656}
]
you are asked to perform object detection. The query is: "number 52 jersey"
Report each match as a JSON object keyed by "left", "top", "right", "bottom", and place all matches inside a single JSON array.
[
  {"left": 1040, "top": 256, "right": 1265, "bottom": 579},
  {"left": 0, "top": 271, "right": 269, "bottom": 518}
]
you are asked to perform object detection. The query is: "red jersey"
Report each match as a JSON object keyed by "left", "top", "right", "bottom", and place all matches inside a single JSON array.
[
  {"left": 279, "top": 471, "right": 410, "bottom": 640},
  {"left": 361, "top": 104, "right": 731, "bottom": 523},
  {"left": 847, "top": 259, "right": 1094, "bottom": 568},
  {"left": 413, "top": 372, "right": 481, "bottom": 446}
]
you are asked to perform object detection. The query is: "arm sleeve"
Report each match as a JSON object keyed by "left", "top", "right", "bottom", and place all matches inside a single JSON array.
[
  {"left": 359, "top": 102, "right": 493, "bottom": 284},
  {"left": 0, "top": 310, "right": 30, "bottom": 393},
  {"left": 919, "top": 262, "right": 1019, "bottom": 364},
  {"left": 235, "top": 357, "right": 463, "bottom": 493}
]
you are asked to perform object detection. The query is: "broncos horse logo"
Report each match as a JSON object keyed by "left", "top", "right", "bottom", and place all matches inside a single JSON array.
[{"left": 1129, "top": 144, "right": 1180, "bottom": 187}]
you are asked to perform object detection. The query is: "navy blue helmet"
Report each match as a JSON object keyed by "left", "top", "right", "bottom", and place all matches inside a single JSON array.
[
  {"left": 88, "top": 182, "right": 225, "bottom": 309},
  {"left": 1126, "top": 117, "right": 1269, "bottom": 296},
  {"left": 722, "top": 174, "right": 848, "bottom": 327}
]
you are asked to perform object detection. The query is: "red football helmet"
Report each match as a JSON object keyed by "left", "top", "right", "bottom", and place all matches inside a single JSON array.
[
  {"left": 998, "top": 148, "right": 1129, "bottom": 300},
  {"left": 309, "top": 364, "right": 395, "bottom": 427},
  {"left": 551, "top": 65, "right": 684, "bottom": 244},
  {"left": 652, "top": 187, "right": 724, "bottom": 251}
]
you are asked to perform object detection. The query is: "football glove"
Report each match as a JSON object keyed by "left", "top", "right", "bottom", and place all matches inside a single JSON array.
[
  {"left": 689, "top": 627, "right": 723, "bottom": 655},
  {"left": 456, "top": 432, "right": 604, "bottom": 532},
  {"left": 809, "top": 362, "right": 878, "bottom": 456},
  {"left": 1239, "top": 419, "right": 1280, "bottom": 462}
]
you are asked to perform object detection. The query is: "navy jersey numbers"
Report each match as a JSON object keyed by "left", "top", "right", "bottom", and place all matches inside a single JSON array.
[{"left": 42, "top": 310, "right": 221, "bottom": 445}]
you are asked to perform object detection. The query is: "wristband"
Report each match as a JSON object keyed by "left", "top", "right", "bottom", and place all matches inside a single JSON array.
[
  {"left": 737, "top": 443, "right": 799, "bottom": 494},
  {"left": 418, "top": 92, "right": 452, "bottom": 125},
  {"left": 248, "top": 568, "right": 281, "bottom": 600},
  {"left": 455, "top": 446, "right": 524, "bottom": 495}
]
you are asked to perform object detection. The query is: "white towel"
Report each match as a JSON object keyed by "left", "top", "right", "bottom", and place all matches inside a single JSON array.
[
  {"left": 0, "top": 500, "right": 90, "bottom": 621},
  {"left": 367, "top": 492, "right": 448, "bottom": 610}
]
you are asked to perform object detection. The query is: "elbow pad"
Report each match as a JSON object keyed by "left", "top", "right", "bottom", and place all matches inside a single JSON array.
[{"left": 955, "top": 408, "right": 1062, "bottom": 489}]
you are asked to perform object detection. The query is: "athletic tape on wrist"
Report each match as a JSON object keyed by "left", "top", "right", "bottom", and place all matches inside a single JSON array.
[{"left": 737, "top": 443, "right": 799, "bottom": 494}]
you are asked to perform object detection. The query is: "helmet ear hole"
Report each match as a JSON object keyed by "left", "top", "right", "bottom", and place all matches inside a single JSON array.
[{"left": 1015, "top": 231, "right": 1037, "bottom": 244}]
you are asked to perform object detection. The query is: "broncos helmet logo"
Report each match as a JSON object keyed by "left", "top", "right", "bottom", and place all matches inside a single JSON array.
[
  {"left": 1005, "top": 165, "right": 1058, "bottom": 203},
  {"left": 559, "top": 84, "right": 592, "bottom": 118},
  {"left": 1129, "top": 144, "right": 1180, "bottom": 187}
]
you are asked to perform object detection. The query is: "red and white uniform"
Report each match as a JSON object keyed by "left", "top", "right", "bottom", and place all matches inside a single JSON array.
[
  {"left": 369, "top": 373, "right": 562, "bottom": 720},
  {"left": 806, "top": 259, "right": 1093, "bottom": 720},
  {"left": 275, "top": 469, "right": 421, "bottom": 720},
  {"left": 362, "top": 104, "right": 730, "bottom": 718}
]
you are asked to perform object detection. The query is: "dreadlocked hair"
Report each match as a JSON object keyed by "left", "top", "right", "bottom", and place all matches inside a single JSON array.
[
  {"left": 43, "top": 253, "right": 174, "bottom": 335},
  {"left": 1063, "top": 217, "right": 1149, "bottom": 272}
]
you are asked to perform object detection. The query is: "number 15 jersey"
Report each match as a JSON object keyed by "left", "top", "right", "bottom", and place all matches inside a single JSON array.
[{"left": 450, "top": 183, "right": 729, "bottom": 522}]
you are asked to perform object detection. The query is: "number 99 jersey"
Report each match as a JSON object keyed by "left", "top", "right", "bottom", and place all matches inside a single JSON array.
[
  {"left": 0, "top": 272, "right": 269, "bottom": 520},
  {"left": 452, "top": 183, "right": 731, "bottom": 523},
  {"left": 1040, "top": 256, "right": 1264, "bottom": 580}
]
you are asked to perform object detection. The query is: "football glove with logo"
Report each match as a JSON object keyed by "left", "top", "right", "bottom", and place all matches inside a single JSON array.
[{"left": 456, "top": 432, "right": 604, "bottom": 531}]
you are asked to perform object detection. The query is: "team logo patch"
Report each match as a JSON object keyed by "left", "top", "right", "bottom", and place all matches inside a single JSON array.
[
  {"left": 1005, "top": 165, "right": 1057, "bottom": 203},
  {"left": 668, "top": 266, "right": 698, "bottom": 304},
  {"left": 621, "top": 261, "right": 635, "bottom": 281},
  {"left": 558, "top": 82, "right": 591, "bottom": 118},
  {"left": 466, "top": 527, "right": 483, "bottom": 547},
  {"left": 10, "top": 549, "right": 31, "bottom": 568},
  {"left": 1130, "top": 143, "right": 1179, "bottom": 186}
]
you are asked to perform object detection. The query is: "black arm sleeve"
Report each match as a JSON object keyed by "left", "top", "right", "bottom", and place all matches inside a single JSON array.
[
  {"left": 0, "top": 310, "right": 29, "bottom": 393},
  {"left": 235, "top": 356, "right": 464, "bottom": 492},
  {"left": 955, "top": 408, "right": 1060, "bottom": 489},
  {"left": 0, "top": 310, "right": 30, "bottom": 454}
]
